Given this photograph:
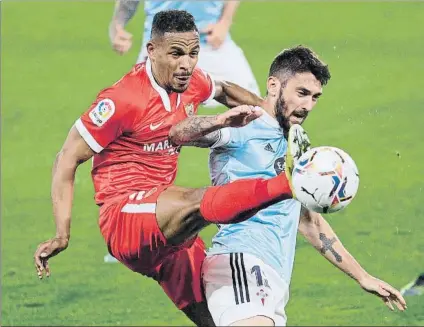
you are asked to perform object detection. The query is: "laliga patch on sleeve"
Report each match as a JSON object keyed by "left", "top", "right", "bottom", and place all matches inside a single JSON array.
[{"left": 89, "top": 98, "right": 115, "bottom": 127}]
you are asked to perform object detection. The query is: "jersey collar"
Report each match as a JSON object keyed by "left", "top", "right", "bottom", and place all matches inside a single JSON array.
[
  {"left": 146, "top": 58, "right": 181, "bottom": 112},
  {"left": 257, "top": 107, "right": 281, "bottom": 130}
]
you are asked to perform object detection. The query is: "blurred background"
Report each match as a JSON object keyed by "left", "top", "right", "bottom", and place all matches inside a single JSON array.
[{"left": 2, "top": 1, "right": 423, "bottom": 325}]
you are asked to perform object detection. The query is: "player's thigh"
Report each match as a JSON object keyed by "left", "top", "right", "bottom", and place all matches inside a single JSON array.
[
  {"left": 203, "top": 253, "right": 281, "bottom": 326},
  {"left": 154, "top": 238, "right": 210, "bottom": 312},
  {"left": 230, "top": 316, "right": 274, "bottom": 326},
  {"left": 98, "top": 186, "right": 178, "bottom": 273},
  {"left": 156, "top": 185, "right": 209, "bottom": 245}
]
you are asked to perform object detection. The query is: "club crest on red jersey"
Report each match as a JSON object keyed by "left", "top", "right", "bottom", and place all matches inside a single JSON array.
[{"left": 184, "top": 103, "right": 194, "bottom": 116}]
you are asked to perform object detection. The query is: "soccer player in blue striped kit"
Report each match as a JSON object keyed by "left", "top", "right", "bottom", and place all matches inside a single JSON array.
[{"left": 172, "top": 45, "right": 407, "bottom": 326}]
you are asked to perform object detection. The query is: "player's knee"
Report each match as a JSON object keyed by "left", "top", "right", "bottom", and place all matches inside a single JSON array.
[
  {"left": 178, "top": 187, "right": 209, "bottom": 217},
  {"left": 172, "top": 188, "right": 209, "bottom": 237},
  {"left": 230, "top": 315, "right": 274, "bottom": 326}
]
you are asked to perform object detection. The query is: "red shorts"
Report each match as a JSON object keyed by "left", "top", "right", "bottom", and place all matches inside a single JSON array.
[{"left": 98, "top": 186, "right": 206, "bottom": 309}]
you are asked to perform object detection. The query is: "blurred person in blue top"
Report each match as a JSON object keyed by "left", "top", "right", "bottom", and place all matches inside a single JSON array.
[
  {"left": 175, "top": 45, "right": 407, "bottom": 326},
  {"left": 108, "top": 0, "right": 260, "bottom": 107}
]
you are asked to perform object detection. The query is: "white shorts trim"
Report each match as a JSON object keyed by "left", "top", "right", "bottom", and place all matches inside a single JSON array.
[
  {"left": 121, "top": 203, "right": 156, "bottom": 214},
  {"left": 203, "top": 253, "right": 289, "bottom": 326},
  {"left": 74, "top": 118, "right": 103, "bottom": 153}
]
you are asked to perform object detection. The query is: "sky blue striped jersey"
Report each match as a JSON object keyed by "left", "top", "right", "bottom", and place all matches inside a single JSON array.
[{"left": 208, "top": 110, "right": 302, "bottom": 283}]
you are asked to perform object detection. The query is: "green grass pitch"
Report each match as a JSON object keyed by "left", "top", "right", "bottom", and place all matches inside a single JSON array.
[{"left": 2, "top": 1, "right": 423, "bottom": 325}]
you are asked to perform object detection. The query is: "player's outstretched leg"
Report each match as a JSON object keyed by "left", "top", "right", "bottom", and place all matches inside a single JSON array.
[
  {"left": 156, "top": 124, "right": 311, "bottom": 245},
  {"left": 156, "top": 175, "right": 291, "bottom": 245}
]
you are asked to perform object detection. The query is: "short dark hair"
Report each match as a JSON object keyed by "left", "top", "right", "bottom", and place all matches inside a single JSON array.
[
  {"left": 151, "top": 10, "right": 198, "bottom": 39},
  {"left": 269, "top": 45, "right": 331, "bottom": 86}
]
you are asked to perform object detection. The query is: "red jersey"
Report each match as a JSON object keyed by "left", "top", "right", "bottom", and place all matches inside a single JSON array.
[{"left": 75, "top": 59, "right": 215, "bottom": 205}]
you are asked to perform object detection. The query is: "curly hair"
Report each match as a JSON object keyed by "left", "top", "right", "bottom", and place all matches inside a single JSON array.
[
  {"left": 269, "top": 45, "right": 331, "bottom": 86},
  {"left": 151, "top": 10, "right": 198, "bottom": 38}
]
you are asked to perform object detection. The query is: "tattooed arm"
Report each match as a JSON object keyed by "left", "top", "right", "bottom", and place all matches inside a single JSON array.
[
  {"left": 171, "top": 81, "right": 263, "bottom": 147},
  {"left": 111, "top": 0, "right": 140, "bottom": 27},
  {"left": 177, "top": 130, "right": 222, "bottom": 148},
  {"left": 298, "top": 208, "right": 407, "bottom": 311},
  {"left": 214, "top": 80, "right": 264, "bottom": 108},
  {"left": 109, "top": 0, "right": 141, "bottom": 55},
  {"left": 298, "top": 208, "right": 368, "bottom": 282},
  {"left": 169, "top": 105, "right": 262, "bottom": 146}
]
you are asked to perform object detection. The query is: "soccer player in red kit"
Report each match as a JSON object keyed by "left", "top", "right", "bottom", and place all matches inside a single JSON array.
[{"left": 34, "top": 10, "right": 301, "bottom": 325}]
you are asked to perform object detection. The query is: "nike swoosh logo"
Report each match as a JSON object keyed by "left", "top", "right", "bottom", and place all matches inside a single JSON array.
[{"left": 150, "top": 122, "right": 164, "bottom": 131}]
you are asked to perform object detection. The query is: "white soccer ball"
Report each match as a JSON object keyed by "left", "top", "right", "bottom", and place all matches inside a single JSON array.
[{"left": 292, "top": 146, "right": 360, "bottom": 214}]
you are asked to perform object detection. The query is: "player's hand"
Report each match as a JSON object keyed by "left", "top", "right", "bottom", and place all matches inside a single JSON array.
[
  {"left": 109, "top": 23, "right": 133, "bottom": 55},
  {"left": 201, "top": 20, "right": 230, "bottom": 49},
  {"left": 34, "top": 237, "right": 69, "bottom": 279},
  {"left": 218, "top": 105, "right": 262, "bottom": 128},
  {"left": 359, "top": 275, "right": 407, "bottom": 311}
]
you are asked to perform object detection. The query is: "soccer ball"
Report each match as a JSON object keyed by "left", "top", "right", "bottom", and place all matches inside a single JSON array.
[{"left": 292, "top": 146, "right": 359, "bottom": 214}]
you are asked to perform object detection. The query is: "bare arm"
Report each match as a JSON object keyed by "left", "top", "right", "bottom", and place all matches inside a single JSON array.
[
  {"left": 214, "top": 80, "right": 263, "bottom": 108},
  {"left": 34, "top": 127, "right": 94, "bottom": 278},
  {"left": 202, "top": 1, "right": 240, "bottom": 49},
  {"left": 298, "top": 208, "right": 407, "bottom": 311},
  {"left": 111, "top": 0, "right": 140, "bottom": 27},
  {"left": 298, "top": 208, "right": 368, "bottom": 282},
  {"left": 169, "top": 115, "right": 224, "bottom": 146},
  {"left": 220, "top": 1, "right": 240, "bottom": 28},
  {"left": 210, "top": 3, "right": 261, "bottom": 107},
  {"left": 52, "top": 127, "right": 95, "bottom": 240},
  {"left": 109, "top": 0, "right": 140, "bottom": 54},
  {"left": 169, "top": 105, "right": 262, "bottom": 146},
  {"left": 177, "top": 130, "right": 222, "bottom": 148}
]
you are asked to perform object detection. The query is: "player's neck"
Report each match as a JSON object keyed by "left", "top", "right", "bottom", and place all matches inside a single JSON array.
[
  {"left": 262, "top": 97, "right": 277, "bottom": 119},
  {"left": 151, "top": 65, "right": 173, "bottom": 94}
]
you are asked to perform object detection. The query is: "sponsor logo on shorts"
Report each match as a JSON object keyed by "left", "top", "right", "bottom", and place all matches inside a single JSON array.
[{"left": 89, "top": 98, "right": 115, "bottom": 127}]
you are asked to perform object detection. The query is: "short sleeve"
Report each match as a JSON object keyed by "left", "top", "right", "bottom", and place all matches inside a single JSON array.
[
  {"left": 75, "top": 87, "right": 135, "bottom": 153},
  {"left": 211, "top": 127, "right": 244, "bottom": 150},
  {"left": 192, "top": 68, "right": 216, "bottom": 104}
]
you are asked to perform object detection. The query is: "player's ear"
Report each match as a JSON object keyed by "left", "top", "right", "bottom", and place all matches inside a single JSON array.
[
  {"left": 146, "top": 41, "right": 155, "bottom": 61},
  {"left": 267, "top": 76, "right": 280, "bottom": 98}
]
